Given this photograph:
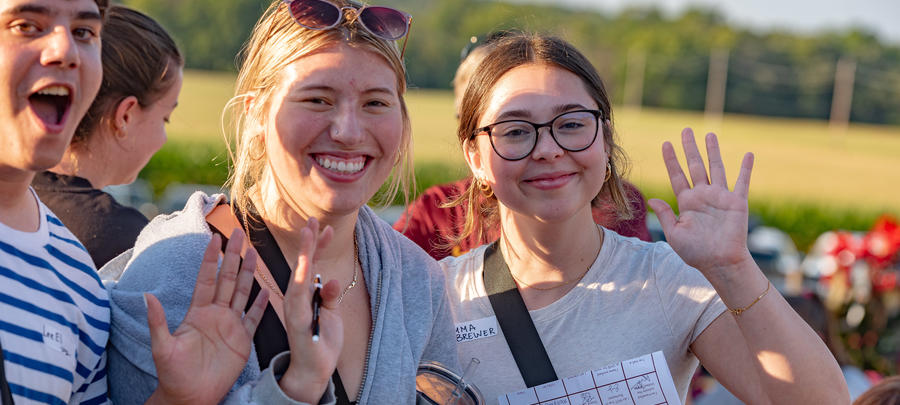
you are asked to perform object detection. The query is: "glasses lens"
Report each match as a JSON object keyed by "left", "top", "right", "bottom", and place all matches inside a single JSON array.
[
  {"left": 289, "top": 0, "right": 340, "bottom": 29},
  {"left": 359, "top": 6, "right": 409, "bottom": 40},
  {"left": 490, "top": 121, "right": 536, "bottom": 160},
  {"left": 552, "top": 111, "right": 598, "bottom": 151}
]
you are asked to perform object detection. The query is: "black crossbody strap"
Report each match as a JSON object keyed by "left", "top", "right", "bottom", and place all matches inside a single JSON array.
[
  {"left": 483, "top": 242, "right": 558, "bottom": 387},
  {"left": 0, "top": 338, "right": 15, "bottom": 404}
]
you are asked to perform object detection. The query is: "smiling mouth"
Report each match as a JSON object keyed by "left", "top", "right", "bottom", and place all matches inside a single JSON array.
[
  {"left": 29, "top": 86, "right": 71, "bottom": 126},
  {"left": 314, "top": 154, "right": 367, "bottom": 175}
]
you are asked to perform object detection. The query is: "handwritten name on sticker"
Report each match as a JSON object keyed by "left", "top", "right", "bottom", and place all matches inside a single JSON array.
[
  {"left": 455, "top": 316, "right": 498, "bottom": 343},
  {"left": 43, "top": 324, "right": 71, "bottom": 357}
]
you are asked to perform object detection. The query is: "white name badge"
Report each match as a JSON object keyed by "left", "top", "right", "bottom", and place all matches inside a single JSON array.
[
  {"left": 43, "top": 324, "right": 71, "bottom": 357},
  {"left": 455, "top": 316, "right": 499, "bottom": 343}
]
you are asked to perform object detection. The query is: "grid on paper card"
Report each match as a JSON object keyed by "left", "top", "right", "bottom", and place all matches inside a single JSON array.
[{"left": 498, "top": 351, "right": 681, "bottom": 405}]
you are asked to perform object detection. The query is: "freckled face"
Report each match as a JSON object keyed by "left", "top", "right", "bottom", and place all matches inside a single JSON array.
[
  {"left": 263, "top": 43, "right": 404, "bottom": 218},
  {"left": 466, "top": 63, "right": 608, "bottom": 222},
  {"left": 0, "top": 0, "right": 103, "bottom": 172}
]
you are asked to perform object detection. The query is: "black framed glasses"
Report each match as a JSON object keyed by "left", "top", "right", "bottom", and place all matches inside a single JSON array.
[
  {"left": 282, "top": 0, "right": 412, "bottom": 56},
  {"left": 471, "top": 109, "right": 602, "bottom": 161}
]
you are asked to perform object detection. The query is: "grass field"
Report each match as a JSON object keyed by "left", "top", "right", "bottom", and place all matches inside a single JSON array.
[{"left": 153, "top": 70, "right": 900, "bottom": 248}]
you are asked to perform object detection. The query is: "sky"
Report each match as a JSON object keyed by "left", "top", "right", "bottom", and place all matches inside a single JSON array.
[{"left": 527, "top": 0, "right": 900, "bottom": 45}]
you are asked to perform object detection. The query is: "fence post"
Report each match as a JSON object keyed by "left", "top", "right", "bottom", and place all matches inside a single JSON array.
[
  {"left": 830, "top": 57, "right": 856, "bottom": 132},
  {"left": 705, "top": 48, "right": 729, "bottom": 124},
  {"left": 623, "top": 48, "right": 645, "bottom": 112}
]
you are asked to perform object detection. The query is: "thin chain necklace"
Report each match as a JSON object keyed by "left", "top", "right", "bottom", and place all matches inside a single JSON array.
[
  {"left": 258, "top": 229, "right": 359, "bottom": 303},
  {"left": 338, "top": 231, "right": 360, "bottom": 304},
  {"left": 508, "top": 227, "right": 603, "bottom": 291}
]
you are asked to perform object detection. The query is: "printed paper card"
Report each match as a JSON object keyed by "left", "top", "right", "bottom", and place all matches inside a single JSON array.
[{"left": 498, "top": 351, "right": 681, "bottom": 405}]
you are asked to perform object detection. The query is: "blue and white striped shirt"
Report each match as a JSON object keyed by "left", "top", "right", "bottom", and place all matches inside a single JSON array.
[{"left": 0, "top": 190, "right": 110, "bottom": 405}]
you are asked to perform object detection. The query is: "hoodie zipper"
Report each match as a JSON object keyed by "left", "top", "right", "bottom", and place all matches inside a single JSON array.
[{"left": 354, "top": 242, "right": 383, "bottom": 403}]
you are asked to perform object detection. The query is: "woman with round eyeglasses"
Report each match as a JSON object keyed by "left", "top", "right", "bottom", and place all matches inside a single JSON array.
[
  {"left": 104, "top": 1, "right": 461, "bottom": 404},
  {"left": 442, "top": 32, "right": 849, "bottom": 404}
]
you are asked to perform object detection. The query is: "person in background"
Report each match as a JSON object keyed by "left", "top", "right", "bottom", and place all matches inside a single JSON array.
[
  {"left": 442, "top": 32, "right": 848, "bottom": 403},
  {"left": 394, "top": 31, "right": 650, "bottom": 260},
  {"left": 32, "top": 5, "right": 183, "bottom": 268},
  {"left": 854, "top": 376, "right": 900, "bottom": 405},
  {"left": 103, "top": 0, "right": 459, "bottom": 403}
]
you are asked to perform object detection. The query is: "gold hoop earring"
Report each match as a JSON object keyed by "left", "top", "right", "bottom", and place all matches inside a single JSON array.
[
  {"left": 605, "top": 162, "right": 612, "bottom": 182},
  {"left": 477, "top": 178, "right": 494, "bottom": 198}
]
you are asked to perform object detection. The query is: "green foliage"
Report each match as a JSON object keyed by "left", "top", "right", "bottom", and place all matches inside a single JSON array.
[
  {"left": 399, "top": 1, "right": 900, "bottom": 125},
  {"left": 748, "top": 202, "right": 884, "bottom": 250},
  {"left": 123, "top": 0, "right": 900, "bottom": 124},
  {"left": 139, "top": 139, "right": 230, "bottom": 196},
  {"left": 121, "top": 0, "right": 266, "bottom": 70}
]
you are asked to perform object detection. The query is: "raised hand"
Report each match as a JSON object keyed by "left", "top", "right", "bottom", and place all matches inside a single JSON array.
[
  {"left": 145, "top": 230, "right": 269, "bottom": 405},
  {"left": 647, "top": 128, "right": 756, "bottom": 277},
  {"left": 278, "top": 218, "right": 344, "bottom": 403}
]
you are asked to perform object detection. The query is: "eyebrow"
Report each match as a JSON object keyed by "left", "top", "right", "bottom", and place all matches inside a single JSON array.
[
  {"left": 494, "top": 109, "right": 532, "bottom": 121},
  {"left": 0, "top": 4, "right": 50, "bottom": 17},
  {"left": 553, "top": 103, "right": 590, "bottom": 115},
  {"left": 294, "top": 85, "right": 396, "bottom": 96},
  {"left": 494, "top": 103, "right": 590, "bottom": 122},
  {"left": 75, "top": 10, "right": 102, "bottom": 21},
  {"left": 0, "top": 4, "right": 101, "bottom": 21},
  {"left": 363, "top": 87, "right": 396, "bottom": 96}
]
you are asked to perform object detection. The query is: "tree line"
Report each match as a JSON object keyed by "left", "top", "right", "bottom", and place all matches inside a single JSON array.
[{"left": 123, "top": 0, "right": 900, "bottom": 125}]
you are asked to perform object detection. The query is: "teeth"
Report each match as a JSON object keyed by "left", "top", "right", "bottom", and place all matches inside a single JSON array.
[
  {"left": 36, "top": 86, "right": 69, "bottom": 97},
  {"left": 316, "top": 156, "right": 364, "bottom": 174}
]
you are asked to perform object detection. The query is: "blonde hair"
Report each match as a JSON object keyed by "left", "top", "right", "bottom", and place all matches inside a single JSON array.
[
  {"left": 224, "top": 0, "right": 413, "bottom": 221},
  {"left": 450, "top": 32, "right": 633, "bottom": 244},
  {"left": 453, "top": 44, "right": 492, "bottom": 115}
]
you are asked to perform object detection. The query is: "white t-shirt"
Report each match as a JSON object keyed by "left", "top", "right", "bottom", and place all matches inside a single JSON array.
[{"left": 440, "top": 227, "right": 726, "bottom": 404}]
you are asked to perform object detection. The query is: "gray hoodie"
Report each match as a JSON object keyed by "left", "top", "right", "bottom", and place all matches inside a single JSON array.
[{"left": 100, "top": 192, "right": 460, "bottom": 404}]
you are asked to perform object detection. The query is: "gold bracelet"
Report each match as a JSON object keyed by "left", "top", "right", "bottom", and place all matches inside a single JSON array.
[{"left": 728, "top": 281, "right": 771, "bottom": 316}]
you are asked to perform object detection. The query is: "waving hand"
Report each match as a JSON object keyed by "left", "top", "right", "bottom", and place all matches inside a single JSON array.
[
  {"left": 145, "top": 230, "right": 269, "bottom": 405},
  {"left": 647, "top": 128, "right": 756, "bottom": 277}
]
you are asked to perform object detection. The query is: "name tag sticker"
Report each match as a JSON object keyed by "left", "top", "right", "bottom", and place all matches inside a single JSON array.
[
  {"left": 43, "top": 324, "right": 71, "bottom": 357},
  {"left": 455, "top": 316, "right": 498, "bottom": 343}
]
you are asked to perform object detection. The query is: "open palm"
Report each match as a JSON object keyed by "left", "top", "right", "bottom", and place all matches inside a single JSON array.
[
  {"left": 146, "top": 231, "right": 268, "bottom": 405},
  {"left": 647, "top": 129, "right": 756, "bottom": 277}
]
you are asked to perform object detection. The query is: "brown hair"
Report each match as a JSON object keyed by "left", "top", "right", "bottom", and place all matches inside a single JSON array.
[
  {"left": 450, "top": 32, "right": 632, "bottom": 243},
  {"left": 853, "top": 376, "right": 900, "bottom": 405},
  {"left": 94, "top": 0, "right": 108, "bottom": 18},
  {"left": 72, "top": 5, "right": 183, "bottom": 145},
  {"left": 224, "top": 0, "right": 413, "bottom": 222}
]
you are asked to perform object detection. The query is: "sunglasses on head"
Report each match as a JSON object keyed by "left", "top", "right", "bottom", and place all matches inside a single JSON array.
[{"left": 281, "top": 0, "right": 412, "bottom": 56}]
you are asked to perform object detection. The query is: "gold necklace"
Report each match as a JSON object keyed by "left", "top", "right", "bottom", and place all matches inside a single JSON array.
[
  {"left": 259, "top": 229, "right": 360, "bottom": 303},
  {"left": 508, "top": 228, "right": 603, "bottom": 291},
  {"left": 338, "top": 231, "right": 360, "bottom": 304}
]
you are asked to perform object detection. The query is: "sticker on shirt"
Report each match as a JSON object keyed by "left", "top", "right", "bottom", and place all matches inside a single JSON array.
[
  {"left": 455, "top": 316, "right": 498, "bottom": 343},
  {"left": 43, "top": 324, "right": 72, "bottom": 357}
]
